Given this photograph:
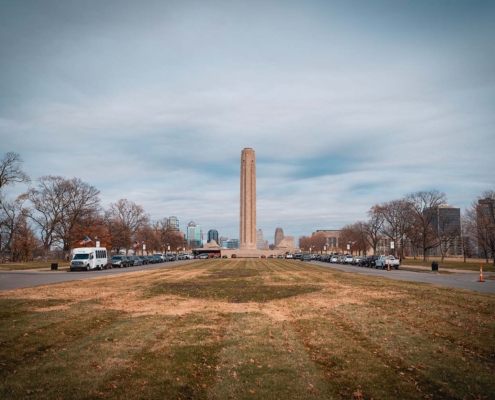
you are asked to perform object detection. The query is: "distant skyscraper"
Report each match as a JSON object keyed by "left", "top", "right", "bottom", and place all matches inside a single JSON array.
[
  {"left": 256, "top": 229, "right": 269, "bottom": 250},
  {"left": 186, "top": 221, "right": 203, "bottom": 248},
  {"left": 168, "top": 216, "right": 179, "bottom": 231},
  {"left": 476, "top": 198, "right": 494, "bottom": 257},
  {"left": 426, "top": 205, "right": 461, "bottom": 256},
  {"left": 240, "top": 148, "right": 257, "bottom": 250},
  {"left": 221, "top": 239, "right": 239, "bottom": 249},
  {"left": 274, "top": 227, "right": 284, "bottom": 247},
  {"left": 208, "top": 229, "right": 219, "bottom": 244}
]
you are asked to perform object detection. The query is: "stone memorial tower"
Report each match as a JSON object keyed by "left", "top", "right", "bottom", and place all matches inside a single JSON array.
[{"left": 240, "top": 148, "right": 257, "bottom": 250}]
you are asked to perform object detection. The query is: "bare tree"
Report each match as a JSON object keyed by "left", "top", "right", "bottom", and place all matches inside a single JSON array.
[
  {"left": 25, "top": 176, "right": 67, "bottom": 261},
  {"left": 55, "top": 178, "right": 101, "bottom": 259},
  {"left": 363, "top": 207, "right": 385, "bottom": 254},
  {"left": 375, "top": 199, "right": 412, "bottom": 258},
  {"left": 298, "top": 236, "right": 310, "bottom": 252},
  {"left": 12, "top": 212, "right": 39, "bottom": 262},
  {"left": 25, "top": 176, "right": 102, "bottom": 261},
  {"left": 465, "top": 190, "right": 495, "bottom": 265},
  {"left": 136, "top": 224, "right": 160, "bottom": 255},
  {"left": 0, "top": 152, "right": 30, "bottom": 193},
  {"left": 460, "top": 214, "right": 476, "bottom": 262},
  {"left": 0, "top": 195, "right": 28, "bottom": 262},
  {"left": 405, "top": 190, "right": 447, "bottom": 262},
  {"left": 341, "top": 223, "right": 368, "bottom": 255},
  {"left": 106, "top": 199, "right": 149, "bottom": 254},
  {"left": 311, "top": 232, "right": 328, "bottom": 253}
]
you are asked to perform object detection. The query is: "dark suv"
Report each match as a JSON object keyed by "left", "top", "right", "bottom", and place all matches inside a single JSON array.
[
  {"left": 368, "top": 255, "right": 380, "bottom": 268},
  {"left": 110, "top": 255, "right": 130, "bottom": 268}
]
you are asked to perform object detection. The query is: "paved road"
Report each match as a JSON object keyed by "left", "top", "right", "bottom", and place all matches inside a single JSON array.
[
  {"left": 314, "top": 261, "right": 495, "bottom": 295},
  {"left": 1, "top": 260, "right": 494, "bottom": 295},
  {"left": 0, "top": 261, "right": 195, "bottom": 291}
]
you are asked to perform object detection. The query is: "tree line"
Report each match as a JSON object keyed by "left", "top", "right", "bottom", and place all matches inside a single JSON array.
[
  {"left": 300, "top": 189, "right": 495, "bottom": 264},
  {"left": 0, "top": 152, "right": 186, "bottom": 262}
]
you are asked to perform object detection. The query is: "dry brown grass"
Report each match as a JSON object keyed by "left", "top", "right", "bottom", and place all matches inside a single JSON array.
[{"left": 0, "top": 259, "right": 494, "bottom": 399}]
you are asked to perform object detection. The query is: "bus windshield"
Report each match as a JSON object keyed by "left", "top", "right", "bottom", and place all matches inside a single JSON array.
[{"left": 73, "top": 254, "right": 90, "bottom": 260}]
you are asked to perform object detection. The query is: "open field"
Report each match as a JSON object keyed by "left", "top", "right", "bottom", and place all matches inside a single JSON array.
[
  {"left": 401, "top": 257, "right": 495, "bottom": 272},
  {"left": 1, "top": 259, "right": 494, "bottom": 399}
]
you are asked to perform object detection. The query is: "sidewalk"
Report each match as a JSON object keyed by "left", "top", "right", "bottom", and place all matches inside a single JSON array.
[{"left": 402, "top": 264, "right": 478, "bottom": 274}]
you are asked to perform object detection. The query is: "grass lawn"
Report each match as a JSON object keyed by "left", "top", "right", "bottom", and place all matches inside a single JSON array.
[
  {"left": 0, "top": 259, "right": 494, "bottom": 399},
  {"left": 0, "top": 260, "right": 70, "bottom": 271},
  {"left": 401, "top": 257, "right": 495, "bottom": 272}
]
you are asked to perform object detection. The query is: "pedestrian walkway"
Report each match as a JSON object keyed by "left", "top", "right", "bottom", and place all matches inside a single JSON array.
[{"left": 402, "top": 264, "right": 478, "bottom": 274}]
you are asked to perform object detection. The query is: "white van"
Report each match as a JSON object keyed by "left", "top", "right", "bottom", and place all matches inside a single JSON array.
[{"left": 70, "top": 247, "right": 108, "bottom": 271}]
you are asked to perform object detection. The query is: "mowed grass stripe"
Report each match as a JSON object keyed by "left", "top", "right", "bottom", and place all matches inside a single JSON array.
[{"left": 0, "top": 258, "right": 494, "bottom": 399}]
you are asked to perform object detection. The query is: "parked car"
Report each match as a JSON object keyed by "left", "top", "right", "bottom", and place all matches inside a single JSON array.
[
  {"left": 343, "top": 255, "right": 354, "bottom": 264},
  {"left": 199, "top": 254, "right": 209, "bottom": 259},
  {"left": 131, "top": 256, "right": 143, "bottom": 266},
  {"left": 375, "top": 255, "right": 400, "bottom": 269},
  {"left": 351, "top": 256, "right": 363, "bottom": 266},
  {"left": 367, "top": 255, "right": 380, "bottom": 268},
  {"left": 153, "top": 254, "right": 163, "bottom": 263},
  {"left": 285, "top": 254, "right": 293, "bottom": 259},
  {"left": 330, "top": 255, "right": 339, "bottom": 263},
  {"left": 222, "top": 255, "right": 227, "bottom": 258},
  {"left": 357, "top": 257, "right": 369, "bottom": 267},
  {"left": 301, "top": 254, "right": 311, "bottom": 261},
  {"left": 138, "top": 255, "right": 148, "bottom": 265},
  {"left": 110, "top": 255, "right": 130, "bottom": 268}
]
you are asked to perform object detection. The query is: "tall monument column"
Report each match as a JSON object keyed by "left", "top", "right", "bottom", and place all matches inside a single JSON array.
[{"left": 240, "top": 148, "right": 257, "bottom": 250}]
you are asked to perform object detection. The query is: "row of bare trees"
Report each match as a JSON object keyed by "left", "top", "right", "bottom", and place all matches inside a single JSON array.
[
  {"left": 300, "top": 189, "right": 495, "bottom": 264},
  {"left": 0, "top": 153, "right": 186, "bottom": 262}
]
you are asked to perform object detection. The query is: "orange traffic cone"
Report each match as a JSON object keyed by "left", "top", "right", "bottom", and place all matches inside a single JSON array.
[{"left": 479, "top": 264, "right": 485, "bottom": 282}]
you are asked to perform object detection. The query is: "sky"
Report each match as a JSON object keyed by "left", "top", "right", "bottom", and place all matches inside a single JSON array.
[{"left": 1, "top": 0, "right": 494, "bottom": 244}]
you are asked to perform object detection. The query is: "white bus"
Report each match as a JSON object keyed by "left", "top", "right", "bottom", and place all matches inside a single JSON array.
[{"left": 70, "top": 247, "right": 108, "bottom": 271}]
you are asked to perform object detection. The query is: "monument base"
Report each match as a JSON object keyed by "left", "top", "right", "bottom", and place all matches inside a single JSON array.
[{"left": 220, "top": 249, "right": 300, "bottom": 258}]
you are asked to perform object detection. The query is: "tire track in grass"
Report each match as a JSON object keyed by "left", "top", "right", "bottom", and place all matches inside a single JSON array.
[
  {"left": 211, "top": 311, "right": 331, "bottom": 399},
  {"left": 293, "top": 298, "right": 493, "bottom": 400},
  {"left": 92, "top": 312, "right": 229, "bottom": 400},
  {"left": 0, "top": 303, "right": 124, "bottom": 399}
]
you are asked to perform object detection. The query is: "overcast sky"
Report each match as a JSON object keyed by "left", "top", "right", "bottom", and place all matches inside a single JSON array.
[{"left": 1, "top": 0, "right": 494, "bottom": 243}]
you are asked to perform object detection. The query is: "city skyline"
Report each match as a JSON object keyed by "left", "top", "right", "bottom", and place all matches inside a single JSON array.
[{"left": 1, "top": 1, "right": 494, "bottom": 241}]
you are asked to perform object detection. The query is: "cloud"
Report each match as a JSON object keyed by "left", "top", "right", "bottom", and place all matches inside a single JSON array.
[{"left": 1, "top": 0, "right": 494, "bottom": 241}]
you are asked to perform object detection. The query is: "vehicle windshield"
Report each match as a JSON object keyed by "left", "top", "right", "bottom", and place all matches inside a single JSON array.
[
  {"left": 73, "top": 254, "right": 89, "bottom": 260},
  {"left": 112, "top": 256, "right": 123, "bottom": 260}
]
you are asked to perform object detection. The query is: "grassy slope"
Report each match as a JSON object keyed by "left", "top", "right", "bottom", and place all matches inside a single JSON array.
[{"left": 0, "top": 259, "right": 494, "bottom": 399}]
